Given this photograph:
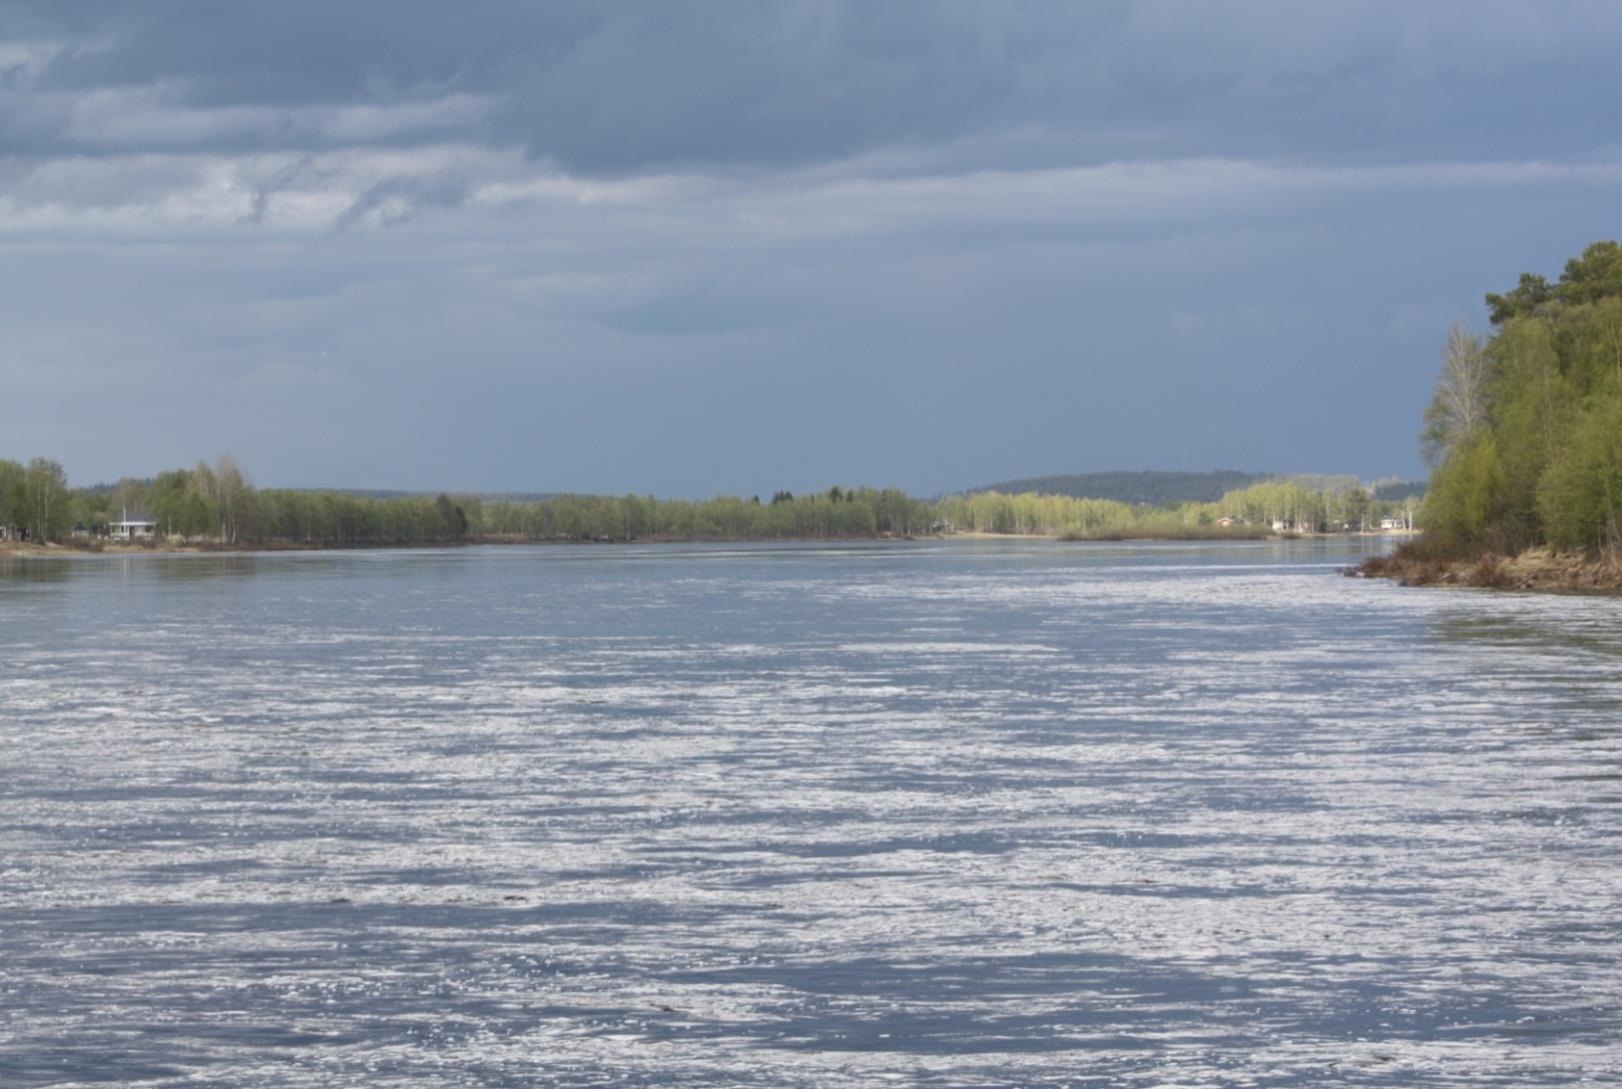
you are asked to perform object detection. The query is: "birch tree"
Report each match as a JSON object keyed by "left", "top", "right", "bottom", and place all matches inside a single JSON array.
[
  {"left": 1421, "top": 323, "right": 1489, "bottom": 466},
  {"left": 24, "top": 457, "right": 68, "bottom": 542},
  {"left": 213, "top": 454, "right": 248, "bottom": 543}
]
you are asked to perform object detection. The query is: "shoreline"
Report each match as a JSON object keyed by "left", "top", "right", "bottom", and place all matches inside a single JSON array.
[
  {"left": 4, "top": 528, "right": 1415, "bottom": 558},
  {"left": 1350, "top": 545, "right": 1622, "bottom": 594},
  {"left": 0, "top": 536, "right": 922, "bottom": 557}
]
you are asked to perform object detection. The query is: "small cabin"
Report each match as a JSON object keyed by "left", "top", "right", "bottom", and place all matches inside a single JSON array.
[
  {"left": 1379, "top": 517, "right": 1405, "bottom": 531},
  {"left": 110, "top": 511, "right": 158, "bottom": 540},
  {"left": 1216, "top": 516, "right": 1236, "bottom": 527}
]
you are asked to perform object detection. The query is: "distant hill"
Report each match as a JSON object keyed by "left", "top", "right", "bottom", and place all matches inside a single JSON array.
[
  {"left": 960, "top": 470, "right": 1275, "bottom": 505},
  {"left": 1371, "top": 479, "right": 1427, "bottom": 502}
]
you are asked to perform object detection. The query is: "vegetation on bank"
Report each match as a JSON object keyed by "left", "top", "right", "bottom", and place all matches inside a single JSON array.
[
  {"left": 1342, "top": 238, "right": 1622, "bottom": 592},
  {"left": 1356, "top": 543, "right": 1622, "bottom": 593},
  {"left": 0, "top": 461, "right": 934, "bottom": 546},
  {"left": 936, "top": 478, "right": 1416, "bottom": 538},
  {"left": 0, "top": 454, "right": 1418, "bottom": 550},
  {"left": 1417, "top": 240, "right": 1622, "bottom": 557}
]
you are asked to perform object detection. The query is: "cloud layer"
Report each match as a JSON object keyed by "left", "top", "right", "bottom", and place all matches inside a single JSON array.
[{"left": 3, "top": 2, "right": 1620, "bottom": 492}]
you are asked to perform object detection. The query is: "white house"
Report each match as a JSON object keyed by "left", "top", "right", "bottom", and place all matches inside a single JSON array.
[{"left": 110, "top": 510, "right": 158, "bottom": 540}]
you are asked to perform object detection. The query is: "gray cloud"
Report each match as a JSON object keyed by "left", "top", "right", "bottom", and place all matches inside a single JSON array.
[
  {"left": 2, "top": 1, "right": 1620, "bottom": 493},
  {"left": 9, "top": 1, "right": 1622, "bottom": 171}
]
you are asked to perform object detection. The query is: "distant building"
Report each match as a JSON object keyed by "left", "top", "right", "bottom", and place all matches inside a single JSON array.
[
  {"left": 1216, "top": 516, "right": 1236, "bottom": 527},
  {"left": 1379, "top": 517, "right": 1406, "bottom": 531},
  {"left": 110, "top": 510, "right": 158, "bottom": 540},
  {"left": 71, "top": 523, "right": 89, "bottom": 539}
]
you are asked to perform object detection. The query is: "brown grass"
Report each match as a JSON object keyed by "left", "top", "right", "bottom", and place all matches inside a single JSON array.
[{"left": 1353, "top": 538, "right": 1622, "bottom": 593}]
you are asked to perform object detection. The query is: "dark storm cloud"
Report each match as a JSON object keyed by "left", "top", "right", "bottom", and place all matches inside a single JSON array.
[
  {"left": 3, "top": 1, "right": 1621, "bottom": 494},
  {"left": 9, "top": 1, "right": 1622, "bottom": 171}
]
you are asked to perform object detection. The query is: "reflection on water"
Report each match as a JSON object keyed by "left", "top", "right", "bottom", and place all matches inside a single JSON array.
[
  {"left": 1, "top": 540, "right": 1619, "bottom": 1088},
  {"left": 0, "top": 557, "right": 76, "bottom": 585}
]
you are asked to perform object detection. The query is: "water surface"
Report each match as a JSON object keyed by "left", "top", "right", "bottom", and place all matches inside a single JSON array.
[{"left": 3, "top": 540, "right": 1620, "bottom": 1086}]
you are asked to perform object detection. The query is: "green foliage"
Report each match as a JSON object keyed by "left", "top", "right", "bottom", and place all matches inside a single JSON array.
[
  {"left": 1536, "top": 388, "right": 1622, "bottom": 551},
  {"left": 1555, "top": 241, "right": 1622, "bottom": 307},
  {"left": 435, "top": 494, "right": 469, "bottom": 539},
  {"left": 1478, "top": 317, "right": 1569, "bottom": 549},
  {"left": 149, "top": 469, "right": 216, "bottom": 537},
  {"left": 0, "top": 465, "right": 931, "bottom": 547},
  {"left": 1485, "top": 272, "right": 1553, "bottom": 326},
  {"left": 0, "top": 459, "right": 26, "bottom": 535},
  {"left": 22, "top": 458, "right": 70, "bottom": 542},
  {"left": 480, "top": 487, "right": 929, "bottom": 541},
  {"left": 934, "top": 477, "right": 1391, "bottom": 538},
  {"left": 6, "top": 457, "right": 1409, "bottom": 549},
  {"left": 1421, "top": 438, "right": 1503, "bottom": 554},
  {"left": 1422, "top": 239, "right": 1622, "bottom": 555}
]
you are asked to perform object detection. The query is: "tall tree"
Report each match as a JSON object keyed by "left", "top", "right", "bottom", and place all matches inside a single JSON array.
[
  {"left": 111, "top": 477, "right": 148, "bottom": 523},
  {"left": 1421, "top": 323, "right": 1489, "bottom": 467},
  {"left": 1555, "top": 240, "right": 1622, "bottom": 307},
  {"left": 213, "top": 454, "right": 248, "bottom": 543},
  {"left": 0, "top": 459, "right": 24, "bottom": 536},
  {"left": 1485, "top": 272, "right": 1552, "bottom": 326},
  {"left": 24, "top": 457, "right": 68, "bottom": 542}
]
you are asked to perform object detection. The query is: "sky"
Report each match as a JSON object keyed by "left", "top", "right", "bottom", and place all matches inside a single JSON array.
[{"left": 3, "top": 1, "right": 1620, "bottom": 496}]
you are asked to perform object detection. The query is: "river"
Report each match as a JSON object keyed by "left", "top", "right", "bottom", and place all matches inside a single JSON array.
[{"left": 2, "top": 539, "right": 1619, "bottom": 1086}]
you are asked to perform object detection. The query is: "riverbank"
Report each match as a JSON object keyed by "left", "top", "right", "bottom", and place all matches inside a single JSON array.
[
  {"left": 4, "top": 529, "right": 1417, "bottom": 556},
  {"left": 949, "top": 529, "right": 1268, "bottom": 541},
  {"left": 0, "top": 535, "right": 924, "bottom": 557},
  {"left": 1352, "top": 543, "right": 1622, "bottom": 593},
  {"left": 1, "top": 540, "right": 330, "bottom": 557}
]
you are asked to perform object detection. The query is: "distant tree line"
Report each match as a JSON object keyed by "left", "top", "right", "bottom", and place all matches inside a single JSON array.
[
  {"left": 0, "top": 457, "right": 71, "bottom": 543},
  {"left": 2, "top": 455, "right": 1419, "bottom": 549},
  {"left": 0, "top": 459, "right": 934, "bottom": 546},
  {"left": 936, "top": 478, "right": 1417, "bottom": 538},
  {"left": 1419, "top": 240, "right": 1622, "bottom": 555}
]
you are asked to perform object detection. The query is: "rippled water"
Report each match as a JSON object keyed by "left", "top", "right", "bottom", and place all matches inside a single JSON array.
[{"left": 3, "top": 540, "right": 1620, "bottom": 1087}]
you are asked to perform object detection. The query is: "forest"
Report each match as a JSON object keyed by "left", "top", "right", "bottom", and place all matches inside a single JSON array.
[
  {"left": 1419, "top": 240, "right": 1622, "bottom": 556},
  {"left": 0, "top": 454, "right": 1418, "bottom": 549},
  {"left": 0, "top": 459, "right": 934, "bottom": 546}
]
